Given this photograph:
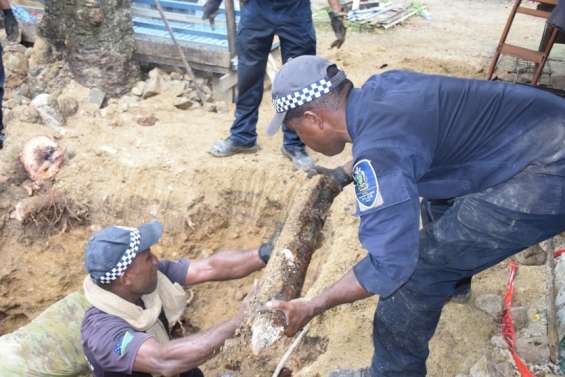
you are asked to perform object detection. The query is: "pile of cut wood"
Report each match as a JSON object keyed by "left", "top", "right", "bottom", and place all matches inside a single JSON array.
[{"left": 346, "top": 1, "right": 423, "bottom": 29}]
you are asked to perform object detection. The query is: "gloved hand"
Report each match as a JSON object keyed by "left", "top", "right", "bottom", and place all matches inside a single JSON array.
[
  {"left": 202, "top": 0, "right": 222, "bottom": 25},
  {"left": 3, "top": 9, "right": 19, "bottom": 42},
  {"left": 328, "top": 11, "right": 346, "bottom": 49},
  {"left": 308, "top": 165, "right": 352, "bottom": 190},
  {"left": 258, "top": 223, "right": 283, "bottom": 264}
]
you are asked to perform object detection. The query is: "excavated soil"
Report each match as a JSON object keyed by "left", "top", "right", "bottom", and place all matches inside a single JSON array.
[{"left": 1, "top": 0, "right": 564, "bottom": 376}]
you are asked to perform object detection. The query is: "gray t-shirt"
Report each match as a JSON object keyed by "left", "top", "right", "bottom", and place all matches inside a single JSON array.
[{"left": 81, "top": 259, "right": 190, "bottom": 377}]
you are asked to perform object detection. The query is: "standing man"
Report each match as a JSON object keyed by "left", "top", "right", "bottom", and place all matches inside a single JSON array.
[
  {"left": 265, "top": 56, "right": 565, "bottom": 376},
  {"left": 206, "top": 0, "right": 346, "bottom": 171},
  {"left": 0, "top": 0, "right": 19, "bottom": 149},
  {"left": 81, "top": 220, "right": 275, "bottom": 377}
]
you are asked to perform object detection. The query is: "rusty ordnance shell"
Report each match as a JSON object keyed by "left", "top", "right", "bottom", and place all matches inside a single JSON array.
[{"left": 248, "top": 175, "right": 341, "bottom": 354}]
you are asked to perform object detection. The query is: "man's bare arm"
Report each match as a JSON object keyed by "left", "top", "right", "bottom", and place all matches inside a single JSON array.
[
  {"left": 267, "top": 270, "right": 372, "bottom": 336},
  {"left": 327, "top": 0, "right": 342, "bottom": 12},
  {"left": 133, "top": 317, "right": 238, "bottom": 377},
  {"left": 185, "top": 249, "right": 265, "bottom": 285}
]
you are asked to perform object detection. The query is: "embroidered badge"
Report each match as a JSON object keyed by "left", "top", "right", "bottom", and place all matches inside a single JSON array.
[
  {"left": 353, "top": 159, "right": 383, "bottom": 212},
  {"left": 114, "top": 331, "right": 134, "bottom": 356}
]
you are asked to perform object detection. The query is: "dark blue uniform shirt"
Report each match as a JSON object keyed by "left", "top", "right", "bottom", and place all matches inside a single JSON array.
[{"left": 347, "top": 70, "right": 565, "bottom": 297}]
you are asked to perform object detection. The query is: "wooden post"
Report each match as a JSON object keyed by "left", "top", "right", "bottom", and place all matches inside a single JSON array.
[
  {"left": 224, "top": 0, "right": 237, "bottom": 60},
  {"left": 546, "top": 237, "right": 560, "bottom": 364}
]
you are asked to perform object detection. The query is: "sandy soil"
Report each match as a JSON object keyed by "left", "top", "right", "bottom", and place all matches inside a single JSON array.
[{"left": 0, "top": 0, "right": 563, "bottom": 376}]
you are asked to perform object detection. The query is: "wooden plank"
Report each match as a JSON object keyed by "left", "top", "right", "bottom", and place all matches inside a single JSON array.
[
  {"left": 133, "top": 7, "right": 222, "bottom": 26},
  {"left": 501, "top": 44, "right": 544, "bottom": 63},
  {"left": 546, "top": 238, "right": 559, "bottom": 364},
  {"left": 134, "top": 35, "right": 231, "bottom": 69},
  {"left": 516, "top": 6, "right": 552, "bottom": 18}
]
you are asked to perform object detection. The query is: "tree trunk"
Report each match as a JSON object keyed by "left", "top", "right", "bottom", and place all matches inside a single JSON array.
[{"left": 39, "top": 0, "right": 139, "bottom": 97}]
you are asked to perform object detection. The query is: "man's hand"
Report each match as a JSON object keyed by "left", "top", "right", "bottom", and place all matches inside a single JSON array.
[
  {"left": 3, "top": 9, "right": 19, "bottom": 42},
  {"left": 202, "top": 0, "right": 221, "bottom": 25},
  {"left": 265, "top": 299, "right": 315, "bottom": 337},
  {"left": 308, "top": 165, "right": 353, "bottom": 190},
  {"left": 328, "top": 11, "right": 346, "bottom": 49}
]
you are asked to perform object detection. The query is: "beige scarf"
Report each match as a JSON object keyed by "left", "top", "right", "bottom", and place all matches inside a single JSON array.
[{"left": 83, "top": 272, "right": 187, "bottom": 345}]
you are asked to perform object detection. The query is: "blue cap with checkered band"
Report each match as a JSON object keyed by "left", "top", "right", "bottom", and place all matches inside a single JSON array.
[
  {"left": 267, "top": 55, "right": 347, "bottom": 136},
  {"left": 84, "top": 220, "right": 163, "bottom": 284}
]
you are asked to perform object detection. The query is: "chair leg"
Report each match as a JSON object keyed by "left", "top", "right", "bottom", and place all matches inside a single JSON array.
[
  {"left": 488, "top": 0, "right": 523, "bottom": 80},
  {"left": 533, "top": 26, "right": 558, "bottom": 85}
]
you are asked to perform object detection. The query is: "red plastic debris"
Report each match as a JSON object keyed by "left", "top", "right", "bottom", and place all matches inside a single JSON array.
[
  {"left": 554, "top": 247, "right": 565, "bottom": 258},
  {"left": 502, "top": 261, "right": 535, "bottom": 377}
]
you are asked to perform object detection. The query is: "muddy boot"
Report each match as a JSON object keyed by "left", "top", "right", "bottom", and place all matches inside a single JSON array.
[
  {"left": 281, "top": 146, "right": 315, "bottom": 172},
  {"left": 328, "top": 368, "right": 372, "bottom": 377},
  {"left": 209, "top": 138, "right": 258, "bottom": 157}
]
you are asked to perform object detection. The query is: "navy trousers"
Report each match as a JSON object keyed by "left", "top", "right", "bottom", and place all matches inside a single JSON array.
[
  {"left": 229, "top": 0, "right": 316, "bottom": 148},
  {"left": 372, "top": 164, "right": 565, "bottom": 377}
]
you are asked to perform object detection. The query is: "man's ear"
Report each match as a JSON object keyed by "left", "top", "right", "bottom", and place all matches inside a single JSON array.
[{"left": 303, "top": 110, "right": 323, "bottom": 130}]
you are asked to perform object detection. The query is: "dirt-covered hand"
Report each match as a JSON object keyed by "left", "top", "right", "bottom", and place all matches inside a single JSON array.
[
  {"left": 3, "top": 9, "right": 19, "bottom": 42},
  {"left": 308, "top": 165, "right": 352, "bottom": 190},
  {"left": 328, "top": 11, "right": 346, "bottom": 49},
  {"left": 202, "top": 0, "right": 222, "bottom": 24},
  {"left": 265, "top": 298, "right": 314, "bottom": 337}
]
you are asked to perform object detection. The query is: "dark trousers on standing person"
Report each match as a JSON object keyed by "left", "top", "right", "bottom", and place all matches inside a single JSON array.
[
  {"left": 229, "top": 0, "right": 316, "bottom": 149},
  {"left": 372, "top": 162, "right": 565, "bottom": 377}
]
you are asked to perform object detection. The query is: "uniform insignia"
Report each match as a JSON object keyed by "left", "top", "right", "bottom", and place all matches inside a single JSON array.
[
  {"left": 353, "top": 159, "right": 383, "bottom": 212},
  {"left": 114, "top": 331, "right": 134, "bottom": 356}
]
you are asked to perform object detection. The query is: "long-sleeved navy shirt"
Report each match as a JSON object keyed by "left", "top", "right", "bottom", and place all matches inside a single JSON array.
[{"left": 347, "top": 70, "right": 565, "bottom": 297}]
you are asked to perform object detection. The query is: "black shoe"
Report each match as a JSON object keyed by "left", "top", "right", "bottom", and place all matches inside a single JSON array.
[{"left": 281, "top": 146, "right": 315, "bottom": 171}]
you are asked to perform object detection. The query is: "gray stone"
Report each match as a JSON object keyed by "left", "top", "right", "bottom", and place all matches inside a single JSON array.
[
  {"left": 174, "top": 97, "right": 193, "bottom": 110},
  {"left": 514, "top": 245, "right": 546, "bottom": 266},
  {"left": 31, "top": 94, "right": 64, "bottom": 127},
  {"left": 490, "top": 335, "right": 508, "bottom": 349},
  {"left": 162, "top": 80, "right": 186, "bottom": 98},
  {"left": 328, "top": 369, "right": 371, "bottom": 377},
  {"left": 4, "top": 49, "right": 29, "bottom": 76},
  {"left": 515, "top": 336, "right": 550, "bottom": 365},
  {"left": 88, "top": 88, "right": 106, "bottom": 109},
  {"left": 131, "top": 81, "right": 145, "bottom": 97},
  {"left": 204, "top": 102, "right": 218, "bottom": 113},
  {"left": 57, "top": 95, "right": 79, "bottom": 118},
  {"left": 475, "top": 294, "right": 503, "bottom": 319},
  {"left": 148, "top": 67, "right": 167, "bottom": 80},
  {"left": 511, "top": 306, "right": 528, "bottom": 331},
  {"left": 469, "top": 355, "right": 514, "bottom": 377},
  {"left": 170, "top": 71, "right": 183, "bottom": 80},
  {"left": 6, "top": 105, "right": 41, "bottom": 124},
  {"left": 142, "top": 76, "right": 162, "bottom": 99}
]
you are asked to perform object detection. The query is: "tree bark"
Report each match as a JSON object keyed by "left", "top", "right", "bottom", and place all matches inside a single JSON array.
[{"left": 39, "top": 0, "right": 139, "bottom": 97}]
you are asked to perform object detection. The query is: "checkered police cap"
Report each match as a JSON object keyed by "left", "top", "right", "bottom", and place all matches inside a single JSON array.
[
  {"left": 267, "top": 55, "right": 347, "bottom": 136},
  {"left": 98, "top": 229, "right": 141, "bottom": 284},
  {"left": 85, "top": 221, "right": 163, "bottom": 284}
]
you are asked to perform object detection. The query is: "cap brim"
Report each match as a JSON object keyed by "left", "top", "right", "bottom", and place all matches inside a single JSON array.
[
  {"left": 138, "top": 220, "right": 163, "bottom": 251},
  {"left": 266, "top": 111, "right": 287, "bottom": 136}
]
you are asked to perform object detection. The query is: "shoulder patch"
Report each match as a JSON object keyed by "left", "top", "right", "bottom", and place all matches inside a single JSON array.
[
  {"left": 353, "top": 159, "right": 383, "bottom": 212},
  {"left": 114, "top": 331, "right": 134, "bottom": 356}
]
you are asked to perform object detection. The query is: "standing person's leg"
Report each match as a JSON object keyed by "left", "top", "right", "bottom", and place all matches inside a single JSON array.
[
  {"left": 210, "top": 0, "right": 274, "bottom": 156},
  {"left": 275, "top": 0, "right": 317, "bottom": 170},
  {"left": 420, "top": 198, "right": 472, "bottom": 302},
  {"left": 372, "top": 171, "right": 565, "bottom": 377}
]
